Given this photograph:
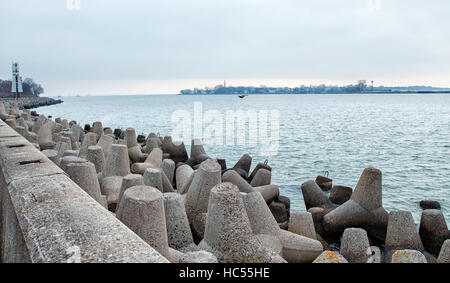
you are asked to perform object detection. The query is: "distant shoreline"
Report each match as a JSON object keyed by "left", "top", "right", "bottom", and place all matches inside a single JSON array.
[
  {"left": 179, "top": 82, "right": 450, "bottom": 95},
  {"left": 45, "top": 91, "right": 450, "bottom": 98},
  {"left": 178, "top": 91, "right": 450, "bottom": 95}
]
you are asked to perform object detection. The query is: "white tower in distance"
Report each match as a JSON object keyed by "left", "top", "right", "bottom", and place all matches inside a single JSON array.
[{"left": 11, "top": 62, "right": 23, "bottom": 99}]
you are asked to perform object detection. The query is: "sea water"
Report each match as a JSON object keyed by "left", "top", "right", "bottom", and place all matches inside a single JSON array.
[{"left": 39, "top": 93, "right": 450, "bottom": 223}]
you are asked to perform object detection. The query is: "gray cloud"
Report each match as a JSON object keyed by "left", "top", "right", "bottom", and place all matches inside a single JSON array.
[{"left": 1, "top": 0, "right": 449, "bottom": 94}]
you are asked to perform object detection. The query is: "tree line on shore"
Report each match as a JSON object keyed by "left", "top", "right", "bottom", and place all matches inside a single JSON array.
[
  {"left": 180, "top": 80, "right": 450, "bottom": 95},
  {"left": 0, "top": 77, "right": 44, "bottom": 97}
]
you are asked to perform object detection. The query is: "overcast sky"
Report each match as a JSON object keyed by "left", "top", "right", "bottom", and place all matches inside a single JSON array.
[{"left": 1, "top": 0, "right": 449, "bottom": 95}]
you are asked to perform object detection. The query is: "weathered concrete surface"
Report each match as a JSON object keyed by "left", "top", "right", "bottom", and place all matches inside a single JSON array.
[
  {"left": 198, "top": 183, "right": 274, "bottom": 263},
  {"left": 340, "top": 228, "right": 370, "bottom": 263},
  {"left": 313, "top": 251, "right": 348, "bottom": 263},
  {"left": 179, "top": 251, "right": 218, "bottom": 263},
  {"left": 391, "top": 250, "right": 427, "bottom": 263},
  {"left": 0, "top": 119, "right": 168, "bottom": 263}
]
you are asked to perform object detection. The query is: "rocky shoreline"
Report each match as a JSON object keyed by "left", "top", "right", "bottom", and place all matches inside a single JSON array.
[
  {"left": 1, "top": 100, "right": 449, "bottom": 263},
  {"left": 0, "top": 96, "right": 62, "bottom": 110}
]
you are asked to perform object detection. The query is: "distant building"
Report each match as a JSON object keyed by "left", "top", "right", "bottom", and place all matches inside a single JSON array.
[{"left": 11, "top": 62, "right": 23, "bottom": 99}]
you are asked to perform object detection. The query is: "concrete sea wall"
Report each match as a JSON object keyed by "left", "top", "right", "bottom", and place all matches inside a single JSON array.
[{"left": 0, "top": 118, "right": 168, "bottom": 263}]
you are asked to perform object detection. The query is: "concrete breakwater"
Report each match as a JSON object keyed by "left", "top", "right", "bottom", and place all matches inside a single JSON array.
[
  {"left": 1, "top": 97, "right": 62, "bottom": 110},
  {"left": 0, "top": 101, "right": 449, "bottom": 263}
]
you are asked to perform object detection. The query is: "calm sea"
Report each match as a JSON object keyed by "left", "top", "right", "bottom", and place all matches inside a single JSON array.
[{"left": 39, "top": 94, "right": 450, "bottom": 223}]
